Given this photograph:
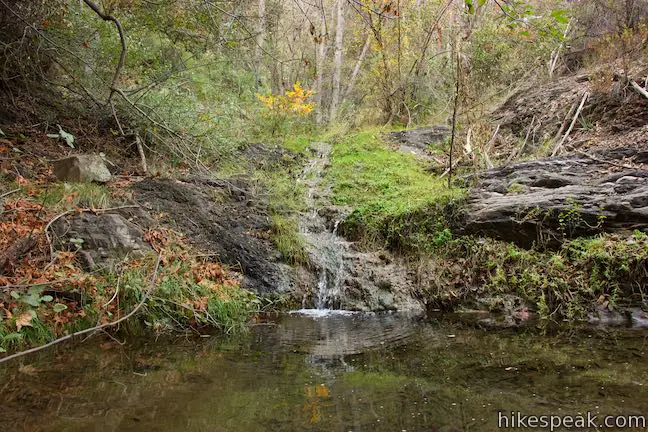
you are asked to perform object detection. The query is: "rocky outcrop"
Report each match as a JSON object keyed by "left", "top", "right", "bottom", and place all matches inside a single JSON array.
[
  {"left": 53, "top": 154, "right": 112, "bottom": 183},
  {"left": 386, "top": 126, "right": 450, "bottom": 148},
  {"left": 132, "top": 178, "right": 294, "bottom": 293},
  {"left": 52, "top": 211, "right": 151, "bottom": 269},
  {"left": 385, "top": 126, "right": 450, "bottom": 160},
  {"left": 340, "top": 250, "right": 423, "bottom": 312},
  {"left": 456, "top": 147, "right": 648, "bottom": 247}
]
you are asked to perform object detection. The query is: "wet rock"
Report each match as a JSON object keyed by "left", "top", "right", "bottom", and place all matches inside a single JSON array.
[
  {"left": 456, "top": 148, "right": 648, "bottom": 247},
  {"left": 339, "top": 251, "right": 423, "bottom": 313},
  {"left": 52, "top": 212, "right": 150, "bottom": 269},
  {"left": 317, "top": 206, "right": 352, "bottom": 231},
  {"left": 53, "top": 154, "right": 112, "bottom": 183}
]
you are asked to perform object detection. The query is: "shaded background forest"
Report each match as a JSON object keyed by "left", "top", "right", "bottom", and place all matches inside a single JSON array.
[{"left": 1, "top": 0, "right": 647, "bottom": 165}]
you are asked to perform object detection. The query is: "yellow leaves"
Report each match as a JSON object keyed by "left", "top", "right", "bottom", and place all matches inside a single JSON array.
[
  {"left": 303, "top": 384, "right": 331, "bottom": 424},
  {"left": 15, "top": 311, "right": 34, "bottom": 332},
  {"left": 256, "top": 82, "right": 315, "bottom": 116}
]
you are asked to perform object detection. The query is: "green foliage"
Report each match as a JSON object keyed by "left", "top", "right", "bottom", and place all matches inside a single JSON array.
[
  {"left": 120, "top": 257, "right": 257, "bottom": 335},
  {"left": 10, "top": 288, "right": 53, "bottom": 308},
  {"left": 423, "top": 232, "right": 648, "bottom": 320},
  {"left": 270, "top": 214, "right": 309, "bottom": 265}
]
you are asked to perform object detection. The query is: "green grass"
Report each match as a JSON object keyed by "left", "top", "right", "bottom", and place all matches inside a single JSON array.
[
  {"left": 421, "top": 231, "right": 648, "bottom": 320},
  {"left": 39, "top": 182, "right": 110, "bottom": 210},
  {"left": 253, "top": 167, "right": 309, "bottom": 266},
  {"left": 325, "top": 130, "right": 465, "bottom": 251}
]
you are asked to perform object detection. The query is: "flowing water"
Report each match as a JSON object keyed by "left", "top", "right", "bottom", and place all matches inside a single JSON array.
[
  {"left": 299, "top": 143, "right": 349, "bottom": 311},
  {"left": 1, "top": 313, "right": 647, "bottom": 431}
]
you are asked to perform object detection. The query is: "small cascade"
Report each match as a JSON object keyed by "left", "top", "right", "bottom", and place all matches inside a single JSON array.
[
  {"left": 293, "top": 143, "right": 424, "bottom": 316},
  {"left": 298, "top": 143, "right": 350, "bottom": 311}
]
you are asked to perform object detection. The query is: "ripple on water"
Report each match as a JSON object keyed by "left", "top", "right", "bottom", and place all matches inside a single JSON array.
[
  {"left": 288, "top": 308, "right": 363, "bottom": 318},
  {"left": 275, "top": 310, "right": 428, "bottom": 358}
]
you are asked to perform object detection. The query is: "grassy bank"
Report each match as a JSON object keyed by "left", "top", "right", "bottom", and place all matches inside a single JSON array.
[
  {"left": 0, "top": 176, "right": 259, "bottom": 353},
  {"left": 324, "top": 130, "right": 465, "bottom": 252},
  {"left": 316, "top": 130, "right": 648, "bottom": 320},
  {"left": 418, "top": 232, "right": 648, "bottom": 319}
]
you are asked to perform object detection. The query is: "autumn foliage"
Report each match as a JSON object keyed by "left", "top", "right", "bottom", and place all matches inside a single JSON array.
[{"left": 257, "top": 82, "right": 315, "bottom": 116}]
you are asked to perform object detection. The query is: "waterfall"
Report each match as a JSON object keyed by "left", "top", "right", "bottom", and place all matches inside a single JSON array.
[{"left": 299, "top": 143, "right": 349, "bottom": 311}]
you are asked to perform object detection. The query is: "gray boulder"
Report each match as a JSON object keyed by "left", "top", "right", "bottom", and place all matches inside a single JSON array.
[
  {"left": 52, "top": 212, "right": 150, "bottom": 269},
  {"left": 53, "top": 154, "right": 111, "bottom": 183}
]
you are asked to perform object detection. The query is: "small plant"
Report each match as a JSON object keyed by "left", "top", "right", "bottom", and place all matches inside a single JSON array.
[
  {"left": 506, "top": 182, "right": 525, "bottom": 194},
  {"left": 257, "top": 82, "right": 315, "bottom": 136},
  {"left": 558, "top": 199, "right": 583, "bottom": 238}
]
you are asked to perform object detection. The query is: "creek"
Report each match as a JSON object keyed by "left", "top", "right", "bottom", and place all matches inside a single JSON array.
[{"left": 1, "top": 313, "right": 647, "bottom": 431}]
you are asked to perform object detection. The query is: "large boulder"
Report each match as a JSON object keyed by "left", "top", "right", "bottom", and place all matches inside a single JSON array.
[
  {"left": 52, "top": 211, "right": 151, "bottom": 269},
  {"left": 53, "top": 154, "right": 111, "bottom": 183},
  {"left": 132, "top": 178, "right": 294, "bottom": 293}
]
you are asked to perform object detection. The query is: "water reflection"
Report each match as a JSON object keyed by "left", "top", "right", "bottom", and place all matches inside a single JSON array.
[{"left": 0, "top": 313, "right": 647, "bottom": 432}]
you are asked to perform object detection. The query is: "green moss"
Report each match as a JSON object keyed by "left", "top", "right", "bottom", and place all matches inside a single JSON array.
[
  {"left": 325, "top": 130, "right": 465, "bottom": 251},
  {"left": 507, "top": 182, "right": 525, "bottom": 194}
]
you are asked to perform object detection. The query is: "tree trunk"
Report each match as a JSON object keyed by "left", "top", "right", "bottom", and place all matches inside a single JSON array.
[
  {"left": 255, "top": 0, "right": 266, "bottom": 85},
  {"left": 344, "top": 32, "right": 371, "bottom": 99},
  {"left": 314, "top": 12, "right": 328, "bottom": 125},
  {"left": 328, "top": 0, "right": 345, "bottom": 122}
]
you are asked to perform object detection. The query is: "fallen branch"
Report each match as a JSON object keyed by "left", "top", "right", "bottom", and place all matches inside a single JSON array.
[
  {"left": 439, "top": 155, "right": 465, "bottom": 179},
  {"left": 0, "top": 253, "right": 162, "bottom": 365},
  {"left": 135, "top": 134, "right": 148, "bottom": 174},
  {"left": 551, "top": 92, "right": 589, "bottom": 157},
  {"left": 553, "top": 99, "right": 579, "bottom": 143},
  {"left": 630, "top": 80, "right": 648, "bottom": 100}
]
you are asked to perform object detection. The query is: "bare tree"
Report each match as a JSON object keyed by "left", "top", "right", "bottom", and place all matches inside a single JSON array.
[
  {"left": 314, "top": 1, "right": 329, "bottom": 124},
  {"left": 344, "top": 32, "right": 371, "bottom": 99},
  {"left": 328, "top": 0, "right": 345, "bottom": 121}
]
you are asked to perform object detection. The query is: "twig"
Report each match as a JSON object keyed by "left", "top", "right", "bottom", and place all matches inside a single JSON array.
[
  {"left": 630, "top": 80, "right": 648, "bottom": 100},
  {"left": 480, "top": 124, "right": 499, "bottom": 169},
  {"left": 81, "top": 0, "right": 127, "bottom": 102},
  {"left": 110, "top": 100, "right": 125, "bottom": 136},
  {"left": 135, "top": 134, "right": 148, "bottom": 174},
  {"left": 0, "top": 188, "right": 20, "bottom": 199},
  {"left": 0, "top": 253, "right": 162, "bottom": 365},
  {"left": 551, "top": 92, "right": 589, "bottom": 157},
  {"left": 447, "top": 48, "right": 460, "bottom": 188},
  {"left": 103, "top": 274, "right": 121, "bottom": 308}
]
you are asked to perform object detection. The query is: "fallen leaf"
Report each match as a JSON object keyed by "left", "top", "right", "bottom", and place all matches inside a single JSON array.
[{"left": 15, "top": 312, "right": 34, "bottom": 332}]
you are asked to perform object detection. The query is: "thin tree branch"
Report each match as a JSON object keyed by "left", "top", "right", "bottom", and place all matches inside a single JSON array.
[
  {"left": 81, "top": 0, "right": 127, "bottom": 102},
  {"left": 0, "top": 253, "right": 162, "bottom": 365}
]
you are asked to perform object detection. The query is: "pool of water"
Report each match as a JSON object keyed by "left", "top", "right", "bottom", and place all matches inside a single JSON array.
[{"left": 1, "top": 312, "right": 647, "bottom": 431}]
